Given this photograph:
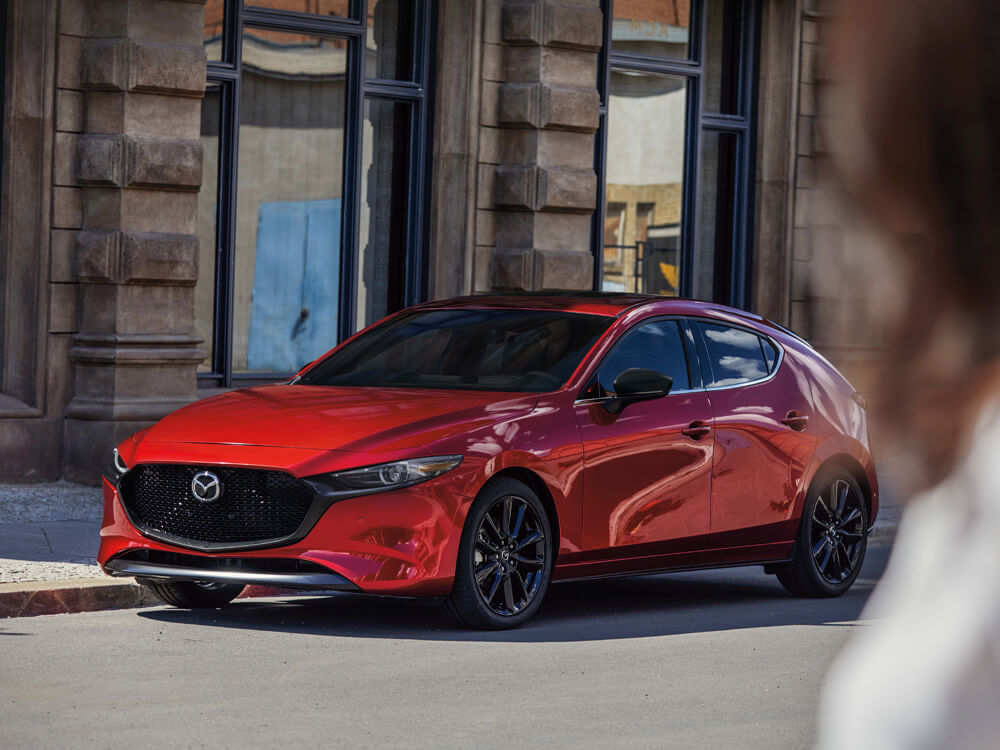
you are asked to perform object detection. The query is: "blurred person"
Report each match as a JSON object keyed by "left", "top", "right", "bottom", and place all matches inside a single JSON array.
[{"left": 815, "top": 0, "right": 1000, "bottom": 748}]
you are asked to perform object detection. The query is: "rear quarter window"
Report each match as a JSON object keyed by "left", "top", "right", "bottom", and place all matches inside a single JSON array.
[{"left": 698, "top": 322, "right": 772, "bottom": 387}]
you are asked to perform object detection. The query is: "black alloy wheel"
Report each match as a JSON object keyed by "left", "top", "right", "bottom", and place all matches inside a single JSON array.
[
  {"left": 810, "top": 478, "right": 866, "bottom": 584},
  {"left": 445, "top": 477, "right": 553, "bottom": 629},
  {"left": 775, "top": 469, "right": 868, "bottom": 597}
]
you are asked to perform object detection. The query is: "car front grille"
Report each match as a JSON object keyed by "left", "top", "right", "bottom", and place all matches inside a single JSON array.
[{"left": 118, "top": 464, "right": 317, "bottom": 550}]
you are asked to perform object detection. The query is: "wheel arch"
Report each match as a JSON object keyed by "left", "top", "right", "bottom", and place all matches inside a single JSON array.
[
  {"left": 487, "top": 467, "right": 561, "bottom": 563},
  {"left": 812, "top": 453, "right": 874, "bottom": 526}
]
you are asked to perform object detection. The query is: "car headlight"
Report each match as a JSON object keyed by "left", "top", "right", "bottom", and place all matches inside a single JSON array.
[
  {"left": 311, "top": 455, "right": 463, "bottom": 499},
  {"left": 105, "top": 447, "right": 129, "bottom": 486}
]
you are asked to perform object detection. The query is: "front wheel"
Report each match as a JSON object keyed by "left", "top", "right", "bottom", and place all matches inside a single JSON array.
[
  {"left": 775, "top": 470, "right": 868, "bottom": 597},
  {"left": 140, "top": 580, "right": 245, "bottom": 609},
  {"left": 444, "top": 477, "right": 554, "bottom": 630}
]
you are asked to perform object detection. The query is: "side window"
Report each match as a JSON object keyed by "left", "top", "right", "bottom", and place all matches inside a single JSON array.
[
  {"left": 699, "top": 322, "right": 770, "bottom": 387},
  {"left": 760, "top": 337, "right": 778, "bottom": 372},
  {"left": 596, "top": 320, "right": 691, "bottom": 395}
]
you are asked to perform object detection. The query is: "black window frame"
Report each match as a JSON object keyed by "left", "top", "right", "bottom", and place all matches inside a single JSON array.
[
  {"left": 593, "top": 0, "right": 761, "bottom": 309},
  {"left": 200, "top": 0, "right": 436, "bottom": 388}
]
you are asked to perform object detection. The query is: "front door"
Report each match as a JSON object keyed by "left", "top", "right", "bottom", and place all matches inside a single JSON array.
[{"left": 574, "top": 319, "right": 714, "bottom": 556}]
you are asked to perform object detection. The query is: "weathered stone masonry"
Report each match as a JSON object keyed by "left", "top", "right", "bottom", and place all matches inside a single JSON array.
[
  {"left": 490, "top": 0, "right": 602, "bottom": 291},
  {"left": 63, "top": 0, "right": 207, "bottom": 482}
]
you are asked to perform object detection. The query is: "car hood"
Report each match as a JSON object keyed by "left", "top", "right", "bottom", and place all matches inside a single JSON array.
[{"left": 142, "top": 384, "right": 539, "bottom": 453}]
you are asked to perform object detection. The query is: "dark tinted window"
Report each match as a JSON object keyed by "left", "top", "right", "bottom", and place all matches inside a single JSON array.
[
  {"left": 298, "top": 309, "right": 612, "bottom": 392},
  {"left": 595, "top": 320, "right": 691, "bottom": 395},
  {"left": 699, "top": 322, "right": 769, "bottom": 386}
]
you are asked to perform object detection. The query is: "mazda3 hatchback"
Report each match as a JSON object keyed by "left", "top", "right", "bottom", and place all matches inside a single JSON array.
[{"left": 100, "top": 294, "right": 878, "bottom": 629}]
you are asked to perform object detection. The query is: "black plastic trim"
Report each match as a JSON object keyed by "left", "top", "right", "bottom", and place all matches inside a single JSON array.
[{"left": 106, "top": 556, "right": 358, "bottom": 591}]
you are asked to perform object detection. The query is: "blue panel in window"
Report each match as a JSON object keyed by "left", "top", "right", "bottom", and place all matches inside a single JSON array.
[{"left": 248, "top": 199, "right": 341, "bottom": 372}]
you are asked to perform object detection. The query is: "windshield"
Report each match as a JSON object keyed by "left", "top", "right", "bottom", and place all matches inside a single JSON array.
[{"left": 297, "top": 308, "right": 612, "bottom": 392}]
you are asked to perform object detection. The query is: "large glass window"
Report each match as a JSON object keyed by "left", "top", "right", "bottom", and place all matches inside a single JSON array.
[
  {"left": 358, "top": 98, "right": 411, "bottom": 330},
  {"left": 595, "top": 1, "right": 759, "bottom": 308},
  {"left": 199, "top": 1, "right": 433, "bottom": 386},
  {"left": 610, "top": 0, "right": 692, "bottom": 60},
  {"left": 234, "top": 29, "right": 346, "bottom": 373},
  {"left": 603, "top": 73, "right": 687, "bottom": 296}
]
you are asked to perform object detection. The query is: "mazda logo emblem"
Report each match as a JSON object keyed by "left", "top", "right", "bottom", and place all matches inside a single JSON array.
[{"left": 191, "top": 471, "right": 223, "bottom": 503}]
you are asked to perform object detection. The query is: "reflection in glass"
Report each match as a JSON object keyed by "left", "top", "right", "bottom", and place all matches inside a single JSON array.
[
  {"left": 204, "top": 0, "right": 225, "bottom": 61},
  {"left": 700, "top": 323, "right": 768, "bottom": 386},
  {"left": 695, "top": 130, "right": 739, "bottom": 302},
  {"left": 299, "top": 310, "right": 612, "bottom": 393},
  {"left": 704, "top": 0, "right": 741, "bottom": 114},
  {"left": 602, "top": 71, "right": 688, "bottom": 295},
  {"left": 366, "top": 0, "right": 415, "bottom": 80},
  {"left": 611, "top": 0, "right": 691, "bottom": 60},
  {"left": 195, "top": 84, "right": 222, "bottom": 373},
  {"left": 597, "top": 320, "right": 691, "bottom": 392},
  {"left": 234, "top": 30, "right": 346, "bottom": 373},
  {"left": 247, "top": 1, "right": 350, "bottom": 17},
  {"left": 358, "top": 99, "right": 411, "bottom": 331}
]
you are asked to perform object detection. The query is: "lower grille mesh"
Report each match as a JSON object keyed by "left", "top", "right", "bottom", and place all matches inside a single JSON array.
[{"left": 119, "top": 464, "right": 315, "bottom": 548}]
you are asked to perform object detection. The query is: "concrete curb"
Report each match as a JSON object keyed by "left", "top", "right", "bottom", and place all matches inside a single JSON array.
[
  {"left": 0, "top": 578, "right": 161, "bottom": 619},
  {"left": 0, "top": 578, "right": 315, "bottom": 619}
]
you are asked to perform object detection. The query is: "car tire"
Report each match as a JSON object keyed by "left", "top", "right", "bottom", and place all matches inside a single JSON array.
[
  {"left": 141, "top": 580, "right": 245, "bottom": 609},
  {"left": 444, "top": 477, "right": 554, "bottom": 630},
  {"left": 775, "top": 469, "right": 868, "bottom": 597}
]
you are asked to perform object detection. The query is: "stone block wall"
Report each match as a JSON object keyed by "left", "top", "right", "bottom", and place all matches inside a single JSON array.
[
  {"left": 474, "top": 0, "right": 603, "bottom": 291},
  {"left": 61, "top": 0, "right": 208, "bottom": 482}
]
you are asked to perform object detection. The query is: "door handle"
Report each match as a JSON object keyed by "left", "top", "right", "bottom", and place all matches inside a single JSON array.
[
  {"left": 781, "top": 410, "right": 810, "bottom": 431},
  {"left": 681, "top": 420, "right": 712, "bottom": 440}
]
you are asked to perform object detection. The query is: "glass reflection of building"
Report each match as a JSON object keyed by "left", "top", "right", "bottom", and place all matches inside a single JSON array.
[
  {"left": 197, "top": 1, "right": 428, "bottom": 383},
  {"left": 598, "top": 0, "right": 754, "bottom": 305},
  {"left": 196, "top": 0, "right": 756, "bottom": 384}
]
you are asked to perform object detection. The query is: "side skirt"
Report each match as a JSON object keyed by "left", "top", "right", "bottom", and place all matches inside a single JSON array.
[{"left": 551, "top": 541, "right": 794, "bottom": 582}]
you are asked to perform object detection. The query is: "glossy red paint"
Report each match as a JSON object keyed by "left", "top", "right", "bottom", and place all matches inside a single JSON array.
[{"left": 99, "top": 295, "right": 878, "bottom": 600}]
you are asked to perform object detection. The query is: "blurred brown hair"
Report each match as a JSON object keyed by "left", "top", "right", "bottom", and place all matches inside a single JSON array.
[{"left": 828, "top": 0, "right": 1000, "bottom": 491}]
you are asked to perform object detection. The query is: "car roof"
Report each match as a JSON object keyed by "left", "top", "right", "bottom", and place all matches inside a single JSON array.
[
  {"left": 413, "top": 292, "right": 785, "bottom": 328},
  {"left": 414, "top": 292, "right": 656, "bottom": 317}
]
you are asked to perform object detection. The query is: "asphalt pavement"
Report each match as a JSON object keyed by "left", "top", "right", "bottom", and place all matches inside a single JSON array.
[{"left": 1, "top": 546, "right": 890, "bottom": 749}]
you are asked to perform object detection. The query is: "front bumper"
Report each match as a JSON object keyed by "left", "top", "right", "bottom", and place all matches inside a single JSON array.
[
  {"left": 104, "top": 553, "right": 359, "bottom": 590},
  {"left": 99, "top": 474, "right": 472, "bottom": 597}
]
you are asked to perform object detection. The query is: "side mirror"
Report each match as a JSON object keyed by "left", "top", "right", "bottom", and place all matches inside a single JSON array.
[{"left": 604, "top": 368, "right": 673, "bottom": 415}]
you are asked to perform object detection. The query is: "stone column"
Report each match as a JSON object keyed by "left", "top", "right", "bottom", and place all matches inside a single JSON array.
[
  {"left": 491, "top": 0, "right": 602, "bottom": 290},
  {"left": 63, "top": 0, "right": 207, "bottom": 482}
]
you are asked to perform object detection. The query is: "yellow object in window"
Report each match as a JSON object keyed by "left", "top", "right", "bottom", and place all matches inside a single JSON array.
[{"left": 659, "top": 262, "right": 679, "bottom": 290}]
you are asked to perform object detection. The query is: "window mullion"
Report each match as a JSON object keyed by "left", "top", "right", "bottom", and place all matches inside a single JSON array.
[{"left": 339, "top": 33, "right": 365, "bottom": 342}]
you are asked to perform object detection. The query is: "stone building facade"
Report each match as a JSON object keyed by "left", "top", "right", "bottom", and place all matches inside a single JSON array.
[{"left": 0, "top": 0, "right": 860, "bottom": 483}]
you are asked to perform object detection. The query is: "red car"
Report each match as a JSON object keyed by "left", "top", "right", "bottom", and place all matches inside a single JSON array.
[{"left": 100, "top": 294, "right": 877, "bottom": 629}]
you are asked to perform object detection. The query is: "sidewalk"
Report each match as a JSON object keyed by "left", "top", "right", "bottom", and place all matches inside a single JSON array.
[{"left": 1, "top": 466, "right": 906, "bottom": 618}]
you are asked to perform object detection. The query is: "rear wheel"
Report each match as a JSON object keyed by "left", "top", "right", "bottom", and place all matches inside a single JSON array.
[
  {"left": 444, "top": 477, "right": 553, "bottom": 630},
  {"left": 141, "top": 580, "right": 245, "bottom": 609},
  {"left": 775, "top": 470, "right": 868, "bottom": 597}
]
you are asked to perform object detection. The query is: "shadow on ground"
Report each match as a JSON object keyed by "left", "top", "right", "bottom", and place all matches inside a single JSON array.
[{"left": 137, "top": 546, "right": 890, "bottom": 643}]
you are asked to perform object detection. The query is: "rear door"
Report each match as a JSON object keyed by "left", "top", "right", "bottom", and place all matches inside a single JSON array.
[
  {"left": 575, "top": 318, "right": 715, "bottom": 554},
  {"left": 692, "top": 320, "right": 817, "bottom": 546}
]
